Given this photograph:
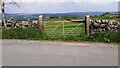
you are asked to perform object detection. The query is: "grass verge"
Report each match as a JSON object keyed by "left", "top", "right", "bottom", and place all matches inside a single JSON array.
[{"left": 1, "top": 28, "right": 120, "bottom": 43}]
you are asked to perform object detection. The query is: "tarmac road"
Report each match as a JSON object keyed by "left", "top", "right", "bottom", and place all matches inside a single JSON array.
[{"left": 1, "top": 40, "right": 118, "bottom": 66}]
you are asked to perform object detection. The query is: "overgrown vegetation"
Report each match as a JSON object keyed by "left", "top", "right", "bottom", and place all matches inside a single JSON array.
[
  {"left": 1, "top": 28, "right": 120, "bottom": 43},
  {"left": 2, "top": 28, "right": 47, "bottom": 40},
  {"left": 89, "top": 32, "right": 120, "bottom": 43}
]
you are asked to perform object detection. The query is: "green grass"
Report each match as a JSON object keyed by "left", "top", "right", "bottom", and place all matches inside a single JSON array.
[
  {"left": 89, "top": 32, "right": 120, "bottom": 43},
  {"left": 44, "top": 21, "right": 84, "bottom": 36},
  {"left": 2, "top": 28, "right": 48, "bottom": 40}
]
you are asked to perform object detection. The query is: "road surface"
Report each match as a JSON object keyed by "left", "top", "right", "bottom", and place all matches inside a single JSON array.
[{"left": 1, "top": 40, "right": 118, "bottom": 66}]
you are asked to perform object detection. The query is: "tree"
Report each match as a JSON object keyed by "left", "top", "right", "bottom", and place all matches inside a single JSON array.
[
  {"left": 1, "top": 1, "right": 6, "bottom": 28},
  {"left": 101, "top": 12, "right": 111, "bottom": 16},
  {"left": 1, "top": 0, "right": 20, "bottom": 28}
]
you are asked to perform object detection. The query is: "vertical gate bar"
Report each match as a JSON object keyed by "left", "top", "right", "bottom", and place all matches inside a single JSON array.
[{"left": 63, "top": 22, "right": 64, "bottom": 35}]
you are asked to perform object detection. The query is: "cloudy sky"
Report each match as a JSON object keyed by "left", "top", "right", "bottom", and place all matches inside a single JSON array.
[
  {"left": 3, "top": 0, "right": 119, "bottom": 2},
  {"left": 1, "top": 0, "right": 120, "bottom": 13}
]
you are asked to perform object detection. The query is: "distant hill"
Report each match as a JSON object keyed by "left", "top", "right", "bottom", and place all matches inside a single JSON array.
[{"left": 0, "top": 12, "right": 118, "bottom": 20}]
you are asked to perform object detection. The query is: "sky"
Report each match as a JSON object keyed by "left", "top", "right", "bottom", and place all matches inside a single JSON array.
[
  {"left": 2, "top": 0, "right": 120, "bottom": 2},
  {"left": 0, "top": 0, "right": 119, "bottom": 13}
]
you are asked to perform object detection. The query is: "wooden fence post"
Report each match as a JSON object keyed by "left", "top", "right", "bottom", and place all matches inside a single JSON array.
[
  {"left": 38, "top": 15, "right": 44, "bottom": 32},
  {"left": 85, "top": 14, "right": 91, "bottom": 36}
]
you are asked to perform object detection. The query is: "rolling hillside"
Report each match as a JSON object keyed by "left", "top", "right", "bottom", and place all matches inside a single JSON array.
[{"left": 0, "top": 12, "right": 118, "bottom": 20}]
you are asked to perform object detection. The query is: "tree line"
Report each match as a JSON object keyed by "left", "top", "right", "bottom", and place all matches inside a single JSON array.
[{"left": 49, "top": 16, "right": 77, "bottom": 19}]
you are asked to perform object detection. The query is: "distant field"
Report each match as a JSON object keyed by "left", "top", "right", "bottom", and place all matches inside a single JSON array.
[
  {"left": 44, "top": 21, "right": 85, "bottom": 37},
  {"left": 91, "top": 13, "right": 119, "bottom": 21}
]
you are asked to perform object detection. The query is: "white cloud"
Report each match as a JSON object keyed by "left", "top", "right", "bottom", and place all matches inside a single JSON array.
[
  {"left": 4, "top": 0, "right": 71, "bottom": 3},
  {"left": 72, "top": 0, "right": 119, "bottom": 2},
  {"left": 5, "top": 2, "right": 118, "bottom": 13},
  {"left": 74, "top": 2, "right": 113, "bottom": 6},
  {"left": 3, "top": 0, "right": 118, "bottom": 13},
  {"left": 4, "top": 0, "right": 120, "bottom": 3}
]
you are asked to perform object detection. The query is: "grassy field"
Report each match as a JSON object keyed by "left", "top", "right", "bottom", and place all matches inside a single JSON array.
[{"left": 44, "top": 21, "right": 85, "bottom": 37}]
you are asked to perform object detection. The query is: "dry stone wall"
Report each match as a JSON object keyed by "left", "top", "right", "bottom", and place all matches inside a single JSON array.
[
  {"left": 90, "top": 20, "right": 120, "bottom": 33},
  {"left": 4, "top": 20, "right": 38, "bottom": 28}
]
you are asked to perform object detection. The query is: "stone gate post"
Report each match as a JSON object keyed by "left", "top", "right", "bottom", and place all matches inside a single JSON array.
[
  {"left": 85, "top": 14, "right": 91, "bottom": 36},
  {"left": 38, "top": 15, "right": 44, "bottom": 32}
]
